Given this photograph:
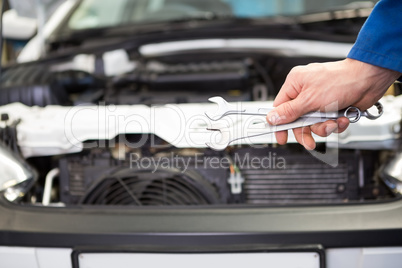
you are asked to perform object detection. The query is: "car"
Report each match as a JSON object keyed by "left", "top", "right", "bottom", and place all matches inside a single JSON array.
[{"left": 2, "top": 0, "right": 402, "bottom": 267}]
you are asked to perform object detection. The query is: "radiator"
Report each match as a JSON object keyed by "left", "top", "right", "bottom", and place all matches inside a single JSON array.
[{"left": 234, "top": 148, "right": 360, "bottom": 204}]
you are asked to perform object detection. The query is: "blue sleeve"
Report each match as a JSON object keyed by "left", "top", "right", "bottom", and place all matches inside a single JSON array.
[{"left": 347, "top": 0, "right": 402, "bottom": 72}]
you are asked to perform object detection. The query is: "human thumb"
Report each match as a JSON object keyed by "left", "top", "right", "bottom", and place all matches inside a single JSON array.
[{"left": 266, "top": 99, "right": 306, "bottom": 125}]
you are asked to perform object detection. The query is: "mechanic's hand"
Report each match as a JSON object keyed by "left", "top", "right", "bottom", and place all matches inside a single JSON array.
[{"left": 267, "top": 58, "right": 401, "bottom": 150}]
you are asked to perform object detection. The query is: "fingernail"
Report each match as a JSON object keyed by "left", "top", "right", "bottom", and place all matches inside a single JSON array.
[
  {"left": 325, "top": 124, "right": 338, "bottom": 135},
  {"left": 267, "top": 111, "right": 281, "bottom": 125},
  {"left": 305, "top": 143, "right": 316, "bottom": 151}
]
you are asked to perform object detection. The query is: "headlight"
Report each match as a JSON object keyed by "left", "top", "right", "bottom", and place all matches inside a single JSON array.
[
  {"left": 381, "top": 152, "right": 402, "bottom": 195},
  {"left": 0, "top": 141, "right": 35, "bottom": 202}
]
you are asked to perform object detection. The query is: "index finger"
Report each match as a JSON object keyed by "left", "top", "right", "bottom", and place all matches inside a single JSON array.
[{"left": 273, "top": 79, "right": 300, "bottom": 107}]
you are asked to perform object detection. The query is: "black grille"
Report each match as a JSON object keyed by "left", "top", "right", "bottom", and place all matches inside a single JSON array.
[{"left": 59, "top": 147, "right": 362, "bottom": 206}]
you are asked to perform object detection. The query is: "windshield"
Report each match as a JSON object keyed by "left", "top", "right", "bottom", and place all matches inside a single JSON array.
[{"left": 68, "top": 0, "right": 377, "bottom": 30}]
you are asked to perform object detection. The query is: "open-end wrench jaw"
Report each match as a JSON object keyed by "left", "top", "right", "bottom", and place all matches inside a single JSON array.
[
  {"left": 205, "top": 97, "right": 243, "bottom": 121},
  {"left": 205, "top": 122, "right": 232, "bottom": 151}
]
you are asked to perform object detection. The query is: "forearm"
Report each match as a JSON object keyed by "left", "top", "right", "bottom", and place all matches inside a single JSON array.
[{"left": 348, "top": 0, "right": 402, "bottom": 72}]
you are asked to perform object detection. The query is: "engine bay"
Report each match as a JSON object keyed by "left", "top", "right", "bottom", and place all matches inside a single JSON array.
[{"left": 1, "top": 44, "right": 401, "bottom": 207}]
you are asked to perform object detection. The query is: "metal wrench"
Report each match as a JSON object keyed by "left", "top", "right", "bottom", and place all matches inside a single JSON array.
[
  {"left": 205, "top": 96, "right": 383, "bottom": 123},
  {"left": 205, "top": 96, "right": 384, "bottom": 150}
]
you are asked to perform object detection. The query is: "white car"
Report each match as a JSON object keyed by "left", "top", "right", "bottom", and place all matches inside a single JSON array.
[{"left": 2, "top": 1, "right": 402, "bottom": 267}]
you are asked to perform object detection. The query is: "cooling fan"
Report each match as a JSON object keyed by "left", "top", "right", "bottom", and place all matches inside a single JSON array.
[{"left": 80, "top": 167, "right": 221, "bottom": 206}]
